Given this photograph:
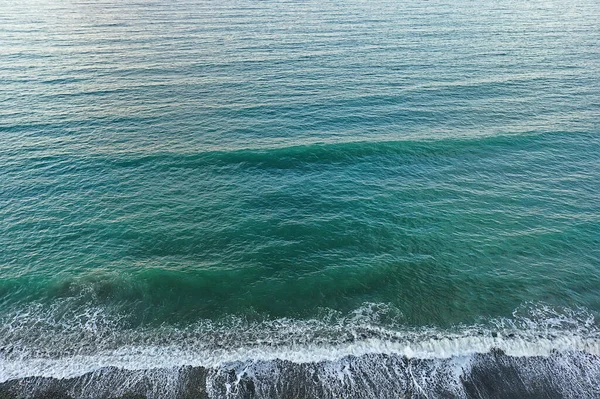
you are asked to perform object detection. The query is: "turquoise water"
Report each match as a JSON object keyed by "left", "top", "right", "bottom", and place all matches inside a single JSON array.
[{"left": 1, "top": 0, "right": 600, "bottom": 397}]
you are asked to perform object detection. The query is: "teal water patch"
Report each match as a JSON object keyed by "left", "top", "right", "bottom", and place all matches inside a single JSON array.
[{"left": 1, "top": 132, "right": 599, "bottom": 327}]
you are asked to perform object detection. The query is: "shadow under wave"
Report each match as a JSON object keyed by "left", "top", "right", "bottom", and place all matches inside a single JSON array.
[{"left": 109, "top": 131, "right": 551, "bottom": 170}]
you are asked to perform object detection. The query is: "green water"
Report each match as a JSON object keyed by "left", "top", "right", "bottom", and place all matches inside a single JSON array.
[
  {"left": 1, "top": 0, "right": 600, "bottom": 390},
  {"left": 2, "top": 134, "right": 599, "bottom": 328}
]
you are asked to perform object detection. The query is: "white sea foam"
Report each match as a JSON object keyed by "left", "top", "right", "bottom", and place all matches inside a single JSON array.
[
  {"left": 2, "top": 333, "right": 600, "bottom": 382},
  {"left": 1, "top": 302, "right": 599, "bottom": 382}
]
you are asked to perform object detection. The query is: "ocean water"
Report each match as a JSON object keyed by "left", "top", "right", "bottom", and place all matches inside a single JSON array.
[{"left": 1, "top": 0, "right": 600, "bottom": 397}]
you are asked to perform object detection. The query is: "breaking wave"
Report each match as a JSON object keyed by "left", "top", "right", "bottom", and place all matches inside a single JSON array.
[{"left": 1, "top": 302, "right": 600, "bottom": 398}]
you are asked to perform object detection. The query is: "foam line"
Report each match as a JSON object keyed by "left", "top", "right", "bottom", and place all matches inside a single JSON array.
[
  {"left": 1, "top": 302, "right": 599, "bottom": 382},
  {"left": 2, "top": 332, "right": 600, "bottom": 382}
]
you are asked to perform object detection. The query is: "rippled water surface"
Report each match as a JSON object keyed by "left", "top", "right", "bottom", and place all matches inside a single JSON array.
[{"left": 1, "top": 0, "right": 600, "bottom": 397}]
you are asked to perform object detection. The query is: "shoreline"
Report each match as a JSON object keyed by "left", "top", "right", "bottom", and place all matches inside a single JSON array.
[{"left": 2, "top": 350, "right": 599, "bottom": 399}]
